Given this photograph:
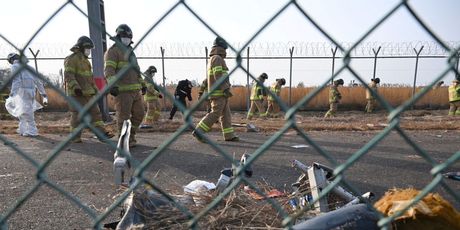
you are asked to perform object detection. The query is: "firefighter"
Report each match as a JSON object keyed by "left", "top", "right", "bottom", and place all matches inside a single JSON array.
[
  {"left": 105, "top": 24, "right": 146, "bottom": 147},
  {"left": 7, "top": 53, "right": 48, "bottom": 136},
  {"left": 192, "top": 37, "right": 239, "bottom": 142},
  {"left": 141, "top": 66, "right": 162, "bottom": 128},
  {"left": 64, "top": 36, "right": 113, "bottom": 143},
  {"left": 0, "top": 80, "right": 12, "bottom": 120},
  {"left": 324, "top": 78, "right": 344, "bottom": 118},
  {"left": 448, "top": 79, "right": 460, "bottom": 116},
  {"left": 265, "top": 78, "right": 286, "bottom": 118},
  {"left": 198, "top": 78, "right": 211, "bottom": 113},
  {"left": 365, "top": 77, "right": 380, "bottom": 113},
  {"left": 169, "top": 79, "right": 192, "bottom": 120},
  {"left": 247, "top": 73, "right": 268, "bottom": 120}
]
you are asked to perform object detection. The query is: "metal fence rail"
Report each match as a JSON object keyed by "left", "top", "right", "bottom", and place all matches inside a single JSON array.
[{"left": 1, "top": 0, "right": 459, "bottom": 229}]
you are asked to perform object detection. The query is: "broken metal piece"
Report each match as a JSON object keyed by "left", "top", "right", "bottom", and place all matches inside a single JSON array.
[
  {"left": 343, "top": 192, "right": 374, "bottom": 207},
  {"left": 113, "top": 120, "right": 132, "bottom": 186},
  {"left": 292, "top": 204, "right": 379, "bottom": 230},
  {"left": 443, "top": 172, "right": 460, "bottom": 181},
  {"left": 307, "top": 164, "right": 329, "bottom": 213}
]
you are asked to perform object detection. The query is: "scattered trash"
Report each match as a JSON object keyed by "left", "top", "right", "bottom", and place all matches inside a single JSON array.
[
  {"left": 139, "top": 124, "right": 153, "bottom": 129},
  {"left": 291, "top": 144, "right": 309, "bottom": 149},
  {"left": 366, "top": 123, "right": 388, "bottom": 128},
  {"left": 436, "top": 134, "right": 442, "bottom": 138},
  {"left": 231, "top": 123, "right": 247, "bottom": 127},
  {"left": 245, "top": 187, "right": 285, "bottom": 200},
  {"left": 290, "top": 159, "right": 373, "bottom": 215},
  {"left": 107, "top": 153, "right": 257, "bottom": 229},
  {"left": 246, "top": 123, "right": 260, "bottom": 132},
  {"left": 443, "top": 172, "right": 460, "bottom": 181},
  {"left": 184, "top": 180, "right": 216, "bottom": 194}
]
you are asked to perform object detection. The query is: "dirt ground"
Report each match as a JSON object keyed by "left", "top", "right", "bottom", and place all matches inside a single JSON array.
[
  {"left": 1, "top": 109, "right": 459, "bottom": 135},
  {"left": 0, "top": 109, "right": 459, "bottom": 229}
]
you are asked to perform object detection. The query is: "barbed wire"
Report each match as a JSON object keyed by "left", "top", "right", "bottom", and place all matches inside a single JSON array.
[{"left": 0, "top": 41, "right": 458, "bottom": 59}]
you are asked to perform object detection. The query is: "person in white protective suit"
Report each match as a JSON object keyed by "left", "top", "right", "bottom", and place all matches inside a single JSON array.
[{"left": 6, "top": 53, "right": 48, "bottom": 137}]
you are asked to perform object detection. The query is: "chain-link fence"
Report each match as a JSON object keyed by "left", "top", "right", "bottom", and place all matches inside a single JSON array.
[{"left": 1, "top": 0, "right": 459, "bottom": 229}]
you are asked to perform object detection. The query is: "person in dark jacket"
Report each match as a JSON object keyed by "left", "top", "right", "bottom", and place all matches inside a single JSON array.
[{"left": 169, "top": 79, "right": 192, "bottom": 120}]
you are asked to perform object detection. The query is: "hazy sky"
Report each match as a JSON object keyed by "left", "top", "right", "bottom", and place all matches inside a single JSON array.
[{"left": 0, "top": 0, "right": 459, "bottom": 86}]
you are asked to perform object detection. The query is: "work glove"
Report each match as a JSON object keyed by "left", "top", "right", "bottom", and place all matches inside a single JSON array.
[
  {"left": 141, "top": 86, "right": 147, "bottom": 95},
  {"left": 74, "top": 88, "right": 83, "bottom": 97},
  {"left": 158, "top": 94, "right": 163, "bottom": 99},
  {"left": 110, "top": 87, "right": 119, "bottom": 97},
  {"left": 223, "top": 89, "right": 233, "bottom": 98},
  {"left": 42, "top": 95, "right": 48, "bottom": 106}
]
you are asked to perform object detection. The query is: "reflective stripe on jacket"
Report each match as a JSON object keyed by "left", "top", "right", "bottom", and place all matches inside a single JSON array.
[
  {"left": 250, "top": 83, "right": 264, "bottom": 100},
  {"left": 448, "top": 85, "right": 460, "bottom": 102},
  {"left": 207, "top": 46, "right": 230, "bottom": 98},
  {"left": 104, "top": 44, "right": 144, "bottom": 92},
  {"left": 329, "top": 85, "right": 341, "bottom": 103},
  {"left": 366, "top": 82, "right": 377, "bottom": 100},
  {"left": 144, "top": 79, "right": 160, "bottom": 101},
  {"left": 64, "top": 52, "right": 98, "bottom": 96},
  {"left": 268, "top": 84, "right": 281, "bottom": 101}
]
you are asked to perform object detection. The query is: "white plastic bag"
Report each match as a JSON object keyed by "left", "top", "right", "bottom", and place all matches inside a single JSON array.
[{"left": 5, "top": 92, "right": 42, "bottom": 118}]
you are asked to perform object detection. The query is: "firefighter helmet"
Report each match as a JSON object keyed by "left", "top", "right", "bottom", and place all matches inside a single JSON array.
[
  {"left": 258, "top": 73, "right": 268, "bottom": 80},
  {"left": 116, "top": 24, "right": 133, "bottom": 38},
  {"left": 334, "top": 79, "right": 344, "bottom": 86},
  {"left": 74, "top": 36, "right": 94, "bottom": 49},
  {"left": 147, "top": 66, "right": 157, "bottom": 74},
  {"left": 279, "top": 78, "right": 286, "bottom": 86},
  {"left": 213, "top": 37, "right": 228, "bottom": 49},
  {"left": 6, "top": 53, "right": 19, "bottom": 64}
]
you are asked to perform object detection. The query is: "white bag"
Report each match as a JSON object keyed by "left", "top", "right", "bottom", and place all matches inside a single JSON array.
[{"left": 5, "top": 93, "right": 42, "bottom": 118}]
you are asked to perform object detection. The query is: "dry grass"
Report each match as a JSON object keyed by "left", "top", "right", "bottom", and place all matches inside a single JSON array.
[
  {"left": 42, "top": 86, "right": 449, "bottom": 112},
  {"left": 120, "top": 184, "right": 290, "bottom": 229}
]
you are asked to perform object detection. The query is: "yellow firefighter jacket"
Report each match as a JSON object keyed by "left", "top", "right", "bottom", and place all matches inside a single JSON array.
[
  {"left": 207, "top": 46, "right": 230, "bottom": 98},
  {"left": 366, "top": 81, "right": 377, "bottom": 100},
  {"left": 329, "top": 84, "right": 341, "bottom": 103},
  {"left": 64, "top": 50, "right": 98, "bottom": 96},
  {"left": 143, "top": 75, "right": 161, "bottom": 102},
  {"left": 268, "top": 82, "right": 281, "bottom": 101},
  {"left": 448, "top": 85, "right": 460, "bottom": 102},
  {"left": 104, "top": 44, "right": 145, "bottom": 92}
]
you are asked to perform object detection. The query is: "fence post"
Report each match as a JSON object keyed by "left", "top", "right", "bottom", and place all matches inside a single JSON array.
[
  {"left": 372, "top": 46, "right": 381, "bottom": 80},
  {"left": 289, "top": 46, "right": 294, "bottom": 107},
  {"left": 331, "top": 46, "right": 338, "bottom": 84},
  {"left": 246, "top": 47, "right": 250, "bottom": 111},
  {"left": 161, "top": 46, "right": 166, "bottom": 108},
  {"left": 456, "top": 51, "right": 460, "bottom": 80},
  {"left": 205, "top": 46, "right": 208, "bottom": 76},
  {"left": 412, "top": 46, "right": 424, "bottom": 103},
  {"left": 87, "top": 0, "right": 111, "bottom": 122},
  {"left": 28, "top": 48, "right": 40, "bottom": 72}
]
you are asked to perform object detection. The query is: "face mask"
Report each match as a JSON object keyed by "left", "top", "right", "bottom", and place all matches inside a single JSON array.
[
  {"left": 84, "top": 49, "right": 91, "bottom": 57},
  {"left": 121, "top": 37, "right": 132, "bottom": 46}
]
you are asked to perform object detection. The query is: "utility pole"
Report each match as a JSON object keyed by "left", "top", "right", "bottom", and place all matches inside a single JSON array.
[{"left": 87, "top": 0, "right": 111, "bottom": 122}]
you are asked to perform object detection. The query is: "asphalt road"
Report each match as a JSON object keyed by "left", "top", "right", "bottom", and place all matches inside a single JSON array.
[{"left": 0, "top": 129, "right": 459, "bottom": 229}]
